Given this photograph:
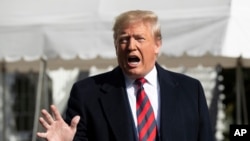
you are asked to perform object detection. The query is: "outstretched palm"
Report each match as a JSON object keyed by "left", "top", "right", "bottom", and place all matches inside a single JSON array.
[{"left": 37, "top": 105, "right": 80, "bottom": 141}]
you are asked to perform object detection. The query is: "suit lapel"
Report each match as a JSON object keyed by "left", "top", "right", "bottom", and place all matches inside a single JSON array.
[
  {"left": 99, "top": 67, "right": 136, "bottom": 141},
  {"left": 156, "top": 64, "right": 180, "bottom": 141}
]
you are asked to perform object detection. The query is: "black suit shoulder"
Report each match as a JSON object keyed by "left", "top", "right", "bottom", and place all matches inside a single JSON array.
[
  {"left": 156, "top": 65, "right": 204, "bottom": 100},
  {"left": 157, "top": 65, "right": 201, "bottom": 85},
  {"left": 70, "top": 66, "right": 124, "bottom": 99},
  {"left": 167, "top": 69, "right": 200, "bottom": 83},
  {"left": 76, "top": 66, "right": 122, "bottom": 85}
]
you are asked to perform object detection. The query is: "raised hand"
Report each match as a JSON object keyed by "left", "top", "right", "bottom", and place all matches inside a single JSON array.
[{"left": 37, "top": 105, "right": 80, "bottom": 141}]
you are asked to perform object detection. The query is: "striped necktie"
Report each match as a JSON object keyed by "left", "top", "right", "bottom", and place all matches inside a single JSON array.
[{"left": 135, "top": 78, "right": 157, "bottom": 141}]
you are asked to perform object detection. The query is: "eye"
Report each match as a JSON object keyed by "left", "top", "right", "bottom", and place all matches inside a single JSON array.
[
  {"left": 119, "top": 37, "right": 129, "bottom": 44},
  {"left": 135, "top": 36, "right": 145, "bottom": 42}
]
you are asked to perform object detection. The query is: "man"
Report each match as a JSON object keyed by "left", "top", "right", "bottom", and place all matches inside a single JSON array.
[{"left": 37, "top": 10, "right": 213, "bottom": 141}]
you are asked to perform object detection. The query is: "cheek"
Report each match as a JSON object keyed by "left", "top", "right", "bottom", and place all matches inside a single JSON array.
[
  {"left": 116, "top": 45, "right": 127, "bottom": 54},
  {"left": 145, "top": 45, "right": 158, "bottom": 54},
  {"left": 142, "top": 46, "right": 159, "bottom": 61},
  {"left": 116, "top": 48, "right": 125, "bottom": 60}
]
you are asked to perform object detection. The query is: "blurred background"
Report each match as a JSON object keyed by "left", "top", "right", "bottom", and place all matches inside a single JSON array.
[{"left": 0, "top": 0, "right": 250, "bottom": 141}]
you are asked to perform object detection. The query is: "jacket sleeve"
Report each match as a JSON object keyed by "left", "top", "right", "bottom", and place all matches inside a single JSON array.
[{"left": 65, "top": 83, "right": 89, "bottom": 141}]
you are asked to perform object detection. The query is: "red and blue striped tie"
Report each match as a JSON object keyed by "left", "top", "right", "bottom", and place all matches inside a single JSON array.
[{"left": 135, "top": 78, "right": 157, "bottom": 141}]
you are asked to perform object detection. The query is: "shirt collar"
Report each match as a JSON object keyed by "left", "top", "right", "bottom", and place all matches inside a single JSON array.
[
  {"left": 144, "top": 66, "right": 157, "bottom": 87},
  {"left": 124, "top": 66, "right": 158, "bottom": 87}
]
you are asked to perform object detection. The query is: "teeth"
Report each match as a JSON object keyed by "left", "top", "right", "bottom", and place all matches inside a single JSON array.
[{"left": 129, "top": 62, "right": 139, "bottom": 65}]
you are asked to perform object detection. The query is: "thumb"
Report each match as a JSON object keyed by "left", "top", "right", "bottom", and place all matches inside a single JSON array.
[{"left": 70, "top": 115, "right": 80, "bottom": 130}]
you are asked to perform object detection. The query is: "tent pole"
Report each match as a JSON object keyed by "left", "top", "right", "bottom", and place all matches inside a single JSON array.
[
  {"left": 241, "top": 77, "right": 248, "bottom": 124},
  {"left": 1, "top": 61, "right": 6, "bottom": 141},
  {"left": 239, "top": 58, "right": 248, "bottom": 124},
  {"left": 32, "top": 58, "right": 47, "bottom": 141},
  {"left": 236, "top": 56, "right": 248, "bottom": 124},
  {"left": 236, "top": 57, "right": 242, "bottom": 124}
]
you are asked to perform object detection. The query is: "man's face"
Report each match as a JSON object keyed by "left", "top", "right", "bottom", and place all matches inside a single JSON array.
[{"left": 115, "top": 21, "right": 161, "bottom": 79}]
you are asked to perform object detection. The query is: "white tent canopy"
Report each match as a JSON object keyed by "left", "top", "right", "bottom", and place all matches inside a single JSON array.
[
  {"left": 0, "top": 0, "right": 250, "bottom": 70},
  {"left": 222, "top": 0, "right": 250, "bottom": 58}
]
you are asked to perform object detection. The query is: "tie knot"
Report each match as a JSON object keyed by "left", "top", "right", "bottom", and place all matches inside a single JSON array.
[{"left": 135, "top": 77, "right": 147, "bottom": 87}]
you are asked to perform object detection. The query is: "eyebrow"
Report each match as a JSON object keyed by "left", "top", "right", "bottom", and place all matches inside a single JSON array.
[{"left": 119, "top": 33, "right": 144, "bottom": 38}]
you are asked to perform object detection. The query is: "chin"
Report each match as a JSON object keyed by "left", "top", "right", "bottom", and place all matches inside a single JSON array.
[{"left": 125, "top": 69, "right": 145, "bottom": 79}]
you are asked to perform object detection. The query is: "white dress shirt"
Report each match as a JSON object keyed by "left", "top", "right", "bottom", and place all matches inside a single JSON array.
[{"left": 124, "top": 66, "right": 160, "bottom": 133}]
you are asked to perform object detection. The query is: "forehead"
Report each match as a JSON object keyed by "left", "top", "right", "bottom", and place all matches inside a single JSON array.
[{"left": 119, "top": 22, "right": 152, "bottom": 36}]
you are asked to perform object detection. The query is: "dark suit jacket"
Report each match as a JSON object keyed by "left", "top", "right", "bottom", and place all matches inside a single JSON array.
[{"left": 65, "top": 63, "right": 213, "bottom": 141}]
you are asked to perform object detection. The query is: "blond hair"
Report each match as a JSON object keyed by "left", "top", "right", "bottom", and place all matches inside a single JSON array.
[{"left": 112, "top": 10, "right": 162, "bottom": 42}]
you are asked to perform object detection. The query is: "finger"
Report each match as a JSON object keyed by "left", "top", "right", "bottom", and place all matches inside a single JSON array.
[
  {"left": 39, "top": 117, "right": 50, "bottom": 129},
  {"left": 70, "top": 115, "right": 80, "bottom": 130},
  {"left": 50, "top": 104, "right": 63, "bottom": 121},
  {"left": 41, "top": 109, "right": 54, "bottom": 124},
  {"left": 37, "top": 132, "right": 47, "bottom": 139}
]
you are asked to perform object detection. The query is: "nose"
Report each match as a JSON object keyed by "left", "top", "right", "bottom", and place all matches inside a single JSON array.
[{"left": 128, "top": 38, "right": 136, "bottom": 51}]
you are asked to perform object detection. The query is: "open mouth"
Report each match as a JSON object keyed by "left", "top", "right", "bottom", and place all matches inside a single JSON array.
[{"left": 128, "top": 56, "right": 140, "bottom": 64}]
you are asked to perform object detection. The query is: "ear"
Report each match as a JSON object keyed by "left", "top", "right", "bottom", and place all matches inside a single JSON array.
[
  {"left": 114, "top": 41, "right": 119, "bottom": 56},
  {"left": 154, "top": 39, "right": 162, "bottom": 54}
]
